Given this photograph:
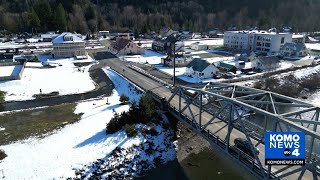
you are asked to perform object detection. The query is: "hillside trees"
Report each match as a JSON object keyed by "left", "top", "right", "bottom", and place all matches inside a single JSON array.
[{"left": 0, "top": 0, "right": 319, "bottom": 33}]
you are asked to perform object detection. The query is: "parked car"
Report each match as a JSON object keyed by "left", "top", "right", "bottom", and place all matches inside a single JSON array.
[
  {"left": 234, "top": 138, "right": 259, "bottom": 157},
  {"left": 246, "top": 71, "right": 256, "bottom": 75},
  {"left": 226, "top": 72, "right": 236, "bottom": 78}
]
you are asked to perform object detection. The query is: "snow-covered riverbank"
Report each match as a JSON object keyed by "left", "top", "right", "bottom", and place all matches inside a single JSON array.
[{"left": 0, "top": 68, "right": 176, "bottom": 179}]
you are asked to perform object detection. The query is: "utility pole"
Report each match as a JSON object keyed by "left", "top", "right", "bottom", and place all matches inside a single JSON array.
[
  {"left": 96, "top": 0, "right": 100, "bottom": 39},
  {"left": 173, "top": 42, "right": 176, "bottom": 86}
]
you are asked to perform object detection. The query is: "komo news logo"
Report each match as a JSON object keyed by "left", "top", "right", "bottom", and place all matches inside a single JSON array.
[{"left": 265, "top": 132, "right": 305, "bottom": 165}]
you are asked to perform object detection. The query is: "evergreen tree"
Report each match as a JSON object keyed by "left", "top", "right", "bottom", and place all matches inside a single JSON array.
[
  {"left": 54, "top": 3, "right": 67, "bottom": 32},
  {"left": 34, "top": 0, "right": 52, "bottom": 31},
  {"left": 29, "top": 8, "right": 40, "bottom": 32}
]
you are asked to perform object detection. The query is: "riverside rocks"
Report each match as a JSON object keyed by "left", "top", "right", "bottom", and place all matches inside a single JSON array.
[{"left": 72, "top": 120, "right": 176, "bottom": 179}]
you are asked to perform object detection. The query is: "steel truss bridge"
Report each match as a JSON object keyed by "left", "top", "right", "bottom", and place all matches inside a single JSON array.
[{"left": 149, "top": 82, "right": 320, "bottom": 180}]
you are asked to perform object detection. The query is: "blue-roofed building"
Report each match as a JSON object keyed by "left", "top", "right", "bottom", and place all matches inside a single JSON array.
[
  {"left": 52, "top": 32, "right": 86, "bottom": 58},
  {"left": 280, "top": 43, "right": 308, "bottom": 57}
]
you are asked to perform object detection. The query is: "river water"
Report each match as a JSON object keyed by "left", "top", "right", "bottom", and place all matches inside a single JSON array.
[{"left": 136, "top": 147, "right": 249, "bottom": 180}]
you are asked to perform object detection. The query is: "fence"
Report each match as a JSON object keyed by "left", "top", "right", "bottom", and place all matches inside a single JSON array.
[{"left": 218, "top": 62, "right": 320, "bottom": 83}]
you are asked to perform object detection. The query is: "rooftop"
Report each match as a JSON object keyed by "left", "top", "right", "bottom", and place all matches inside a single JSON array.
[
  {"left": 186, "top": 58, "right": 211, "bottom": 72},
  {"left": 256, "top": 56, "right": 280, "bottom": 64},
  {"left": 225, "top": 30, "right": 290, "bottom": 35},
  {"left": 282, "top": 43, "right": 306, "bottom": 52},
  {"left": 52, "top": 32, "right": 83, "bottom": 44}
]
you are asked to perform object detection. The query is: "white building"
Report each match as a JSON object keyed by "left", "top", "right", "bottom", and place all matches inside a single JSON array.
[
  {"left": 251, "top": 56, "right": 280, "bottom": 71},
  {"left": 190, "top": 42, "right": 213, "bottom": 50},
  {"left": 52, "top": 33, "right": 86, "bottom": 58},
  {"left": 224, "top": 30, "right": 292, "bottom": 53},
  {"left": 185, "top": 58, "right": 219, "bottom": 79}
]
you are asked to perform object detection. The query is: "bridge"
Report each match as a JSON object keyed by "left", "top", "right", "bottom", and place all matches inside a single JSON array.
[{"left": 96, "top": 52, "right": 320, "bottom": 180}]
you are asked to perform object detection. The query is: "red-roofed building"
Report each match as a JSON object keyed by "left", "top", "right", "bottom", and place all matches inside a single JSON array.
[{"left": 108, "top": 38, "right": 144, "bottom": 55}]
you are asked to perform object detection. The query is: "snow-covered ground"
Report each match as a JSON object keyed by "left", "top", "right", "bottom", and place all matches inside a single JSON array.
[
  {"left": 306, "top": 43, "right": 320, "bottom": 51},
  {"left": 0, "top": 41, "right": 52, "bottom": 49},
  {"left": 121, "top": 50, "right": 166, "bottom": 65},
  {"left": 183, "top": 38, "right": 224, "bottom": 46},
  {"left": 154, "top": 65, "right": 186, "bottom": 76},
  {"left": 0, "top": 65, "right": 23, "bottom": 77},
  {"left": 0, "top": 68, "right": 175, "bottom": 179},
  {"left": 0, "top": 57, "right": 96, "bottom": 101},
  {"left": 290, "top": 64, "right": 320, "bottom": 79}
]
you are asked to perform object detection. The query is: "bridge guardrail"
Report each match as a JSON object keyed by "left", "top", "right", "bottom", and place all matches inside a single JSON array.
[
  {"left": 127, "top": 64, "right": 174, "bottom": 89},
  {"left": 167, "top": 104, "right": 277, "bottom": 179}
]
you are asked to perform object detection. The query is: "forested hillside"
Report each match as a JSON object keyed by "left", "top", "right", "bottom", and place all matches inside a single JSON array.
[{"left": 0, "top": 0, "right": 319, "bottom": 34}]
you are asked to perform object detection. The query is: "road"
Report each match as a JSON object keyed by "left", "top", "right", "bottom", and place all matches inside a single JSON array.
[{"left": 95, "top": 51, "right": 315, "bottom": 180}]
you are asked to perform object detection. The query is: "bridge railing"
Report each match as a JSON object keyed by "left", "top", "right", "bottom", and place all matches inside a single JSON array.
[
  {"left": 167, "top": 104, "right": 277, "bottom": 179},
  {"left": 127, "top": 64, "right": 174, "bottom": 89}
]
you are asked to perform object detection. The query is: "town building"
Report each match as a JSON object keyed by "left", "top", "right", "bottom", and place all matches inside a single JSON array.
[
  {"left": 280, "top": 43, "right": 308, "bottom": 57},
  {"left": 159, "top": 27, "right": 177, "bottom": 37},
  {"left": 251, "top": 56, "right": 280, "bottom": 71},
  {"left": 41, "top": 33, "right": 59, "bottom": 42},
  {"left": 152, "top": 35, "right": 177, "bottom": 54},
  {"left": 108, "top": 38, "right": 144, "bottom": 55},
  {"left": 52, "top": 33, "right": 86, "bottom": 58},
  {"left": 161, "top": 56, "right": 190, "bottom": 67},
  {"left": 224, "top": 30, "right": 292, "bottom": 53},
  {"left": 185, "top": 58, "right": 219, "bottom": 78},
  {"left": 190, "top": 42, "right": 213, "bottom": 50},
  {"left": 292, "top": 34, "right": 305, "bottom": 43}
]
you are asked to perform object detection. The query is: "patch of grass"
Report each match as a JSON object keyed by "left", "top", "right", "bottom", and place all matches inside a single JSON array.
[
  {"left": 124, "top": 124, "right": 138, "bottom": 137},
  {"left": 0, "top": 103, "right": 82, "bottom": 145},
  {"left": 0, "top": 90, "right": 5, "bottom": 103},
  {"left": 0, "top": 90, "right": 5, "bottom": 111},
  {"left": 197, "top": 53, "right": 222, "bottom": 59}
]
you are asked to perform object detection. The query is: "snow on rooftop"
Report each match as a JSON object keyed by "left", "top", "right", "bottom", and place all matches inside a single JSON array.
[
  {"left": 292, "top": 34, "right": 304, "bottom": 38},
  {"left": 226, "top": 30, "right": 290, "bottom": 35},
  {"left": 52, "top": 32, "right": 84, "bottom": 44},
  {"left": 0, "top": 65, "right": 22, "bottom": 77},
  {"left": 122, "top": 50, "right": 166, "bottom": 65},
  {"left": 183, "top": 39, "right": 223, "bottom": 46}
]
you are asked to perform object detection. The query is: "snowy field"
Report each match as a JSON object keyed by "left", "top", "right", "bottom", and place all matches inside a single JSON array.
[
  {"left": 0, "top": 68, "right": 175, "bottom": 179},
  {"left": 0, "top": 41, "right": 52, "bottom": 49},
  {"left": 0, "top": 65, "right": 23, "bottom": 77},
  {"left": 306, "top": 43, "right": 320, "bottom": 51},
  {"left": 183, "top": 38, "right": 224, "bottom": 46},
  {"left": 0, "top": 56, "right": 96, "bottom": 101},
  {"left": 121, "top": 50, "right": 166, "bottom": 65},
  {"left": 154, "top": 65, "right": 186, "bottom": 76}
]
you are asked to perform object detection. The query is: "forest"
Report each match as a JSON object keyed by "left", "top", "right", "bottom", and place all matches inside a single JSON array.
[{"left": 0, "top": 0, "right": 319, "bottom": 34}]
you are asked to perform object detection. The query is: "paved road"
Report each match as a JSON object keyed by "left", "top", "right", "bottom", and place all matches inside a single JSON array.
[
  {"left": 94, "top": 51, "right": 314, "bottom": 180},
  {"left": 1, "top": 61, "right": 115, "bottom": 112}
]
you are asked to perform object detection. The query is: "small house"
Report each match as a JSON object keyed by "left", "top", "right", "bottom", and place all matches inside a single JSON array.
[
  {"left": 185, "top": 58, "right": 219, "bottom": 79},
  {"left": 190, "top": 42, "right": 211, "bottom": 50},
  {"left": 161, "top": 56, "right": 190, "bottom": 67},
  {"left": 280, "top": 43, "right": 308, "bottom": 57},
  {"left": 218, "top": 62, "right": 237, "bottom": 74},
  {"left": 110, "top": 38, "right": 145, "bottom": 55},
  {"left": 159, "top": 27, "right": 177, "bottom": 37},
  {"left": 251, "top": 56, "right": 280, "bottom": 71},
  {"left": 152, "top": 35, "right": 178, "bottom": 54}
]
